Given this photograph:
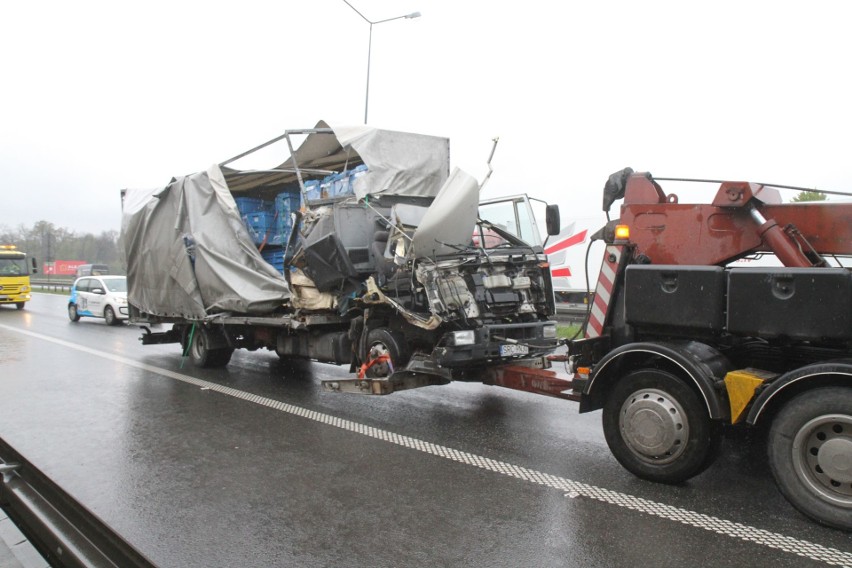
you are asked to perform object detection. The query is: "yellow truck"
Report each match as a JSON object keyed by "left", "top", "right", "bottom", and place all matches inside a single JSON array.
[{"left": 0, "top": 245, "right": 37, "bottom": 310}]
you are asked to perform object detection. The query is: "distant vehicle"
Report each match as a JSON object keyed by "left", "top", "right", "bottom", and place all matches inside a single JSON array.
[
  {"left": 75, "top": 264, "right": 110, "bottom": 278},
  {"left": 0, "top": 244, "right": 37, "bottom": 310},
  {"left": 542, "top": 221, "right": 604, "bottom": 322},
  {"left": 68, "top": 275, "right": 128, "bottom": 325},
  {"left": 44, "top": 260, "right": 87, "bottom": 276}
]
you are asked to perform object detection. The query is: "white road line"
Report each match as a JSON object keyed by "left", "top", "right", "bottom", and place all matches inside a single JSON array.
[{"left": 3, "top": 323, "right": 851, "bottom": 568}]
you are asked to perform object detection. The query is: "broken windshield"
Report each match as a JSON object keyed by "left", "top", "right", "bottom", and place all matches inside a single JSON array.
[{"left": 477, "top": 197, "right": 538, "bottom": 245}]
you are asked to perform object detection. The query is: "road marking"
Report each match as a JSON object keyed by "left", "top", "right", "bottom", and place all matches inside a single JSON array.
[{"left": 3, "top": 323, "right": 851, "bottom": 568}]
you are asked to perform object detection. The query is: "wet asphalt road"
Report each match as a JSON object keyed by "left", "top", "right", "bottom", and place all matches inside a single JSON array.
[{"left": 0, "top": 294, "right": 850, "bottom": 568}]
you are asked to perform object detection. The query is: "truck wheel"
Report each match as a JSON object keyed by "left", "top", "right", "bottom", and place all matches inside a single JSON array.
[
  {"left": 364, "top": 328, "right": 408, "bottom": 378},
  {"left": 104, "top": 305, "right": 120, "bottom": 326},
  {"left": 767, "top": 387, "right": 852, "bottom": 531},
  {"left": 603, "top": 368, "right": 722, "bottom": 484},
  {"left": 15, "top": 302, "right": 25, "bottom": 310},
  {"left": 189, "top": 327, "right": 234, "bottom": 368},
  {"left": 68, "top": 303, "right": 81, "bottom": 322}
]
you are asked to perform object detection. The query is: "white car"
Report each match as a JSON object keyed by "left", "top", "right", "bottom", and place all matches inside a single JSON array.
[{"left": 68, "top": 275, "right": 129, "bottom": 325}]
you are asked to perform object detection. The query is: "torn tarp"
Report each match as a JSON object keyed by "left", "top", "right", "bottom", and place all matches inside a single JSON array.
[
  {"left": 122, "top": 165, "right": 290, "bottom": 318},
  {"left": 122, "top": 124, "right": 454, "bottom": 318},
  {"left": 221, "top": 121, "right": 450, "bottom": 200}
]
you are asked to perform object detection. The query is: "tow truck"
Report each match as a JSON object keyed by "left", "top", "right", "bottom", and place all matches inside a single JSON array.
[{"left": 539, "top": 169, "right": 852, "bottom": 530}]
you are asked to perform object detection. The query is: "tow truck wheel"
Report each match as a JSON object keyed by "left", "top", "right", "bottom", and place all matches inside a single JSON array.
[
  {"left": 767, "top": 387, "right": 852, "bottom": 531},
  {"left": 364, "top": 328, "right": 408, "bottom": 379},
  {"left": 68, "top": 303, "right": 81, "bottom": 322},
  {"left": 188, "top": 326, "right": 234, "bottom": 368},
  {"left": 15, "top": 302, "right": 25, "bottom": 310},
  {"left": 603, "top": 368, "right": 722, "bottom": 484}
]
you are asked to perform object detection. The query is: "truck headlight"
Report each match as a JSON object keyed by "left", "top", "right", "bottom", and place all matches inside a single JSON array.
[
  {"left": 543, "top": 323, "right": 557, "bottom": 339},
  {"left": 20, "top": 286, "right": 29, "bottom": 293},
  {"left": 448, "top": 330, "right": 476, "bottom": 346}
]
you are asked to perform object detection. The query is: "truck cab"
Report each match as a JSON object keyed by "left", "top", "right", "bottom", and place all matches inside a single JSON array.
[{"left": 0, "top": 245, "right": 36, "bottom": 310}]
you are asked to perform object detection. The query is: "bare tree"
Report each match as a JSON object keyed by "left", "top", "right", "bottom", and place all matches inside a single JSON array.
[{"left": 0, "top": 221, "right": 123, "bottom": 274}]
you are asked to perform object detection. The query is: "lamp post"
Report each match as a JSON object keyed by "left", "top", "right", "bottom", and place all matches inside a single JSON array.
[
  {"left": 41, "top": 229, "right": 53, "bottom": 283},
  {"left": 342, "top": 1, "right": 421, "bottom": 124}
]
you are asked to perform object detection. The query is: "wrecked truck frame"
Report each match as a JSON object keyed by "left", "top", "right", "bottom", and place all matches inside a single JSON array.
[{"left": 122, "top": 123, "right": 562, "bottom": 394}]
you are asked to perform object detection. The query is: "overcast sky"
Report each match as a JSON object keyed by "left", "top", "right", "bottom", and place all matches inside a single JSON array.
[{"left": 2, "top": 0, "right": 850, "bottom": 236}]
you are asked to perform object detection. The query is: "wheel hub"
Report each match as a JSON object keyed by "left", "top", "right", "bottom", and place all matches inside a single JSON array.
[
  {"left": 619, "top": 388, "right": 688, "bottom": 464},
  {"left": 366, "top": 343, "right": 392, "bottom": 378},
  {"left": 795, "top": 414, "right": 852, "bottom": 504},
  {"left": 818, "top": 438, "right": 852, "bottom": 483}
]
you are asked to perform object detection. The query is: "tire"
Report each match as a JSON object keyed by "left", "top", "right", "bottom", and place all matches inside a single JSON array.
[
  {"left": 207, "top": 348, "right": 233, "bottom": 368},
  {"left": 104, "top": 305, "right": 120, "bottom": 326},
  {"left": 364, "top": 328, "right": 409, "bottom": 378},
  {"left": 15, "top": 302, "right": 25, "bottom": 310},
  {"left": 602, "top": 368, "right": 723, "bottom": 484},
  {"left": 68, "top": 303, "right": 81, "bottom": 322},
  {"left": 767, "top": 387, "right": 852, "bottom": 531},
  {"left": 188, "top": 326, "right": 234, "bottom": 368}
]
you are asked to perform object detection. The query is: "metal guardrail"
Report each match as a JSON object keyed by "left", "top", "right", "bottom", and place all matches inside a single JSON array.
[
  {"left": 30, "top": 280, "right": 73, "bottom": 293},
  {"left": 0, "top": 438, "right": 156, "bottom": 568},
  {"left": 554, "top": 303, "right": 589, "bottom": 323}
]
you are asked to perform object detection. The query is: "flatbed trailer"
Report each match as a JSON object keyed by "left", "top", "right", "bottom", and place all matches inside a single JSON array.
[{"left": 125, "top": 124, "right": 562, "bottom": 396}]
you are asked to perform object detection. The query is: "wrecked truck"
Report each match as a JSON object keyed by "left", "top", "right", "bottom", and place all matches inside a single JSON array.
[{"left": 121, "top": 124, "right": 562, "bottom": 392}]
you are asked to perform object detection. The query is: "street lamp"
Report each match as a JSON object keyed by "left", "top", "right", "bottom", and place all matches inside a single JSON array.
[{"left": 342, "top": 0, "right": 421, "bottom": 124}]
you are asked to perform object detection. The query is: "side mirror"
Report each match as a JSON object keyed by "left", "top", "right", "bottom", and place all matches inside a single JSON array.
[
  {"left": 92, "top": 288, "right": 105, "bottom": 295},
  {"left": 545, "top": 204, "right": 560, "bottom": 236},
  {"left": 31, "top": 258, "right": 38, "bottom": 274}
]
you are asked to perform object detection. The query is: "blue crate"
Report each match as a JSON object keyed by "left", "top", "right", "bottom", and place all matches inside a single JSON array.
[
  {"left": 319, "top": 176, "right": 334, "bottom": 200},
  {"left": 335, "top": 170, "right": 353, "bottom": 197},
  {"left": 276, "top": 218, "right": 293, "bottom": 244},
  {"left": 275, "top": 191, "right": 299, "bottom": 238},
  {"left": 261, "top": 247, "right": 286, "bottom": 273},
  {"left": 328, "top": 172, "right": 345, "bottom": 197},
  {"left": 243, "top": 211, "right": 283, "bottom": 245},
  {"left": 304, "top": 180, "right": 321, "bottom": 202},
  {"left": 275, "top": 191, "right": 300, "bottom": 215},
  {"left": 234, "top": 196, "right": 273, "bottom": 216}
]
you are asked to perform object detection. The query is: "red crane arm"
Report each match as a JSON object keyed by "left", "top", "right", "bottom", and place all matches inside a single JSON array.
[{"left": 619, "top": 174, "right": 852, "bottom": 266}]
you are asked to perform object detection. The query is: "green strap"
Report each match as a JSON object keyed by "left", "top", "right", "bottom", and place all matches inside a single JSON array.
[{"left": 180, "top": 323, "right": 197, "bottom": 369}]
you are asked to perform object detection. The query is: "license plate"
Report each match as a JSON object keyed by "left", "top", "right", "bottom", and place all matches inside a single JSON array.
[{"left": 499, "top": 343, "right": 529, "bottom": 357}]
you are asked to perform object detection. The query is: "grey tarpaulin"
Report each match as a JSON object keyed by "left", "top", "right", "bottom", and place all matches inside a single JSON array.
[
  {"left": 122, "top": 165, "right": 290, "bottom": 318},
  {"left": 122, "top": 123, "right": 454, "bottom": 318},
  {"left": 221, "top": 121, "right": 450, "bottom": 200}
]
